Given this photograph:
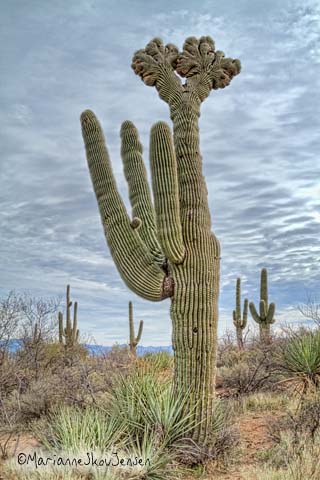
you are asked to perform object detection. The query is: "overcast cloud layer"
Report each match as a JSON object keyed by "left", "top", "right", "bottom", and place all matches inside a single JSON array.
[{"left": 1, "top": 0, "right": 319, "bottom": 345}]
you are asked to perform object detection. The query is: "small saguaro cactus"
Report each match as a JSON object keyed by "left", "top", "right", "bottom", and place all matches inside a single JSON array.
[
  {"left": 24, "top": 322, "right": 42, "bottom": 349},
  {"left": 80, "top": 35, "right": 240, "bottom": 443},
  {"left": 128, "top": 301, "right": 143, "bottom": 356},
  {"left": 233, "top": 278, "right": 248, "bottom": 350},
  {"left": 32, "top": 323, "right": 42, "bottom": 344},
  {"left": 249, "top": 268, "right": 276, "bottom": 342},
  {"left": 58, "top": 285, "right": 79, "bottom": 347}
]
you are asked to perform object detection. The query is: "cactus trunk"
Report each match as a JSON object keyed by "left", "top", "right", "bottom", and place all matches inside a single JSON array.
[
  {"left": 259, "top": 323, "right": 271, "bottom": 342},
  {"left": 81, "top": 36, "right": 240, "bottom": 444},
  {"left": 169, "top": 103, "right": 220, "bottom": 442}
]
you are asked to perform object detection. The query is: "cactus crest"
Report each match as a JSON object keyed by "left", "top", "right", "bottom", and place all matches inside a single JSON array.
[
  {"left": 232, "top": 277, "right": 248, "bottom": 349},
  {"left": 58, "top": 285, "right": 80, "bottom": 347},
  {"left": 249, "top": 268, "right": 276, "bottom": 342}
]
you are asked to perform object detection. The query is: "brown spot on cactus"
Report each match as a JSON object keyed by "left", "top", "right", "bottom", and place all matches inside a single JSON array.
[{"left": 80, "top": 35, "right": 241, "bottom": 444}]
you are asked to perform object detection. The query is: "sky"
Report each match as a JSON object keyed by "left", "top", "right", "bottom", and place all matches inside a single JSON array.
[{"left": 1, "top": 0, "right": 319, "bottom": 345}]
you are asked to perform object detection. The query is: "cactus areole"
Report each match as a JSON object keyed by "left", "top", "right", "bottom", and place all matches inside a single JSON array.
[{"left": 80, "top": 36, "right": 241, "bottom": 443}]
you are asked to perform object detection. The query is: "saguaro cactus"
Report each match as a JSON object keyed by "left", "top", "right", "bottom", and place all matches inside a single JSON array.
[
  {"left": 233, "top": 278, "right": 248, "bottom": 349},
  {"left": 249, "top": 268, "right": 276, "bottom": 342},
  {"left": 80, "top": 36, "right": 240, "bottom": 443},
  {"left": 128, "top": 301, "right": 143, "bottom": 357},
  {"left": 58, "top": 285, "right": 79, "bottom": 347}
]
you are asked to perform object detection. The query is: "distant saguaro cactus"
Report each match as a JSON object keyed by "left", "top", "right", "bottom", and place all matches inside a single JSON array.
[
  {"left": 32, "top": 323, "right": 42, "bottom": 344},
  {"left": 249, "top": 268, "right": 276, "bottom": 342},
  {"left": 128, "top": 301, "right": 143, "bottom": 356},
  {"left": 58, "top": 285, "right": 79, "bottom": 347},
  {"left": 80, "top": 36, "right": 240, "bottom": 443},
  {"left": 233, "top": 278, "right": 248, "bottom": 349}
]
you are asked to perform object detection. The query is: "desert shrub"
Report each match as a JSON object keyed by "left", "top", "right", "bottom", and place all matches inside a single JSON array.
[
  {"left": 18, "top": 376, "right": 65, "bottom": 421},
  {"left": 245, "top": 430, "right": 320, "bottom": 480},
  {"left": 248, "top": 394, "right": 320, "bottom": 479},
  {"left": 217, "top": 343, "right": 246, "bottom": 369},
  {"left": 270, "top": 393, "right": 320, "bottom": 446},
  {"left": 236, "top": 392, "right": 292, "bottom": 414},
  {"left": 177, "top": 399, "right": 239, "bottom": 467},
  {"left": 218, "top": 343, "right": 281, "bottom": 395}
]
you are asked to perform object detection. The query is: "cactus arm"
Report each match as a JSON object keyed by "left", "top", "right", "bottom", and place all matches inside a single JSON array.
[
  {"left": 120, "top": 121, "right": 164, "bottom": 265},
  {"left": 232, "top": 309, "right": 237, "bottom": 326},
  {"left": 66, "top": 284, "right": 72, "bottom": 335},
  {"left": 132, "top": 38, "right": 183, "bottom": 105},
  {"left": 235, "top": 278, "right": 241, "bottom": 318},
  {"left": 249, "top": 301, "right": 261, "bottom": 324},
  {"left": 72, "top": 301, "right": 78, "bottom": 343},
  {"left": 136, "top": 320, "right": 144, "bottom": 344},
  {"left": 150, "top": 121, "right": 185, "bottom": 264},
  {"left": 242, "top": 298, "right": 248, "bottom": 329},
  {"left": 260, "top": 268, "right": 268, "bottom": 305},
  {"left": 177, "top": 36, "right": 241, "bottom": 103},
  {"left": 267, "top": 303, "right": 276, "bottom": 324},
  {"left": 81, "top": 109, "right": 172, "bottom": 301}
]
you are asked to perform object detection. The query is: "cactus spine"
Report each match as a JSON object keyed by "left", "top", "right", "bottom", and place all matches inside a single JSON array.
[
  {"left": 233, "top": 278, "right": 248, "bottom": 349},
  {"left": 58, "top": 285, "right": 79, "bottom": 347},
  {"left": 128, "top": 301, "right": 143, "bottom": 356},
  {"left": 249, "top": 268, "right": 276, "bottom": 342},
  {"left": 80, "top": 36, "right": 240, "bottom": 443}
]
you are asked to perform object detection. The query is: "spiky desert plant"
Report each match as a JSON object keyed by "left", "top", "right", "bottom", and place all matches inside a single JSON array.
[
  {"left": 128, "top": 301, "right": 143, "bottom": 357},
  {"left": 58, "top": 285, "right": 79, "bottom": 347},
  {"left": 279, "top": 330, "right": 320, "bottom": 395},
  {"left": 233, "top": 278, "right": 248, "bottom": 350},
  {"left": 80, "top": 36, "right": 241, "bottom": 443},
  {"left": 249, "top": 268, "right": 276, "bottom": 342}
]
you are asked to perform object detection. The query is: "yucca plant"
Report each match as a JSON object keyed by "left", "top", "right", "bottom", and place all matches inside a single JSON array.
[
  {"left": 33, "top": 405, "right": 126, "bottom": 452},
  {"left": 137, "top": 351, "right": 174, "bottom": 381},
  {"left": 108, "top": 369, "right": 196, "bottom": 449},
  {"left": 279, "top": 330, "right": 320, "bottom": 395}
]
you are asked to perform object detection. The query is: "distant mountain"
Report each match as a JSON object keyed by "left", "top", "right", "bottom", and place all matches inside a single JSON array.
[
  {"left": 5, "top": 339, "right": 22, "bottom": 353},
  {"left": 4, "top": 339, "right": 173, "bottom": 356},
  {"left": 83, "top": 344, "right": 173, "bottom": 356}
]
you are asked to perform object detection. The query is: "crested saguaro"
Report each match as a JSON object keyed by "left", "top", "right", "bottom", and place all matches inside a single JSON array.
[{"left": 80, "top": 36, "right": 241, "bottom": 443}]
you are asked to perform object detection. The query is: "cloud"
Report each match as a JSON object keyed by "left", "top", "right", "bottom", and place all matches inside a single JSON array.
[{"left": 0, "top": 0, "right": 319, "bottom": 344}]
